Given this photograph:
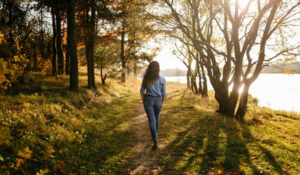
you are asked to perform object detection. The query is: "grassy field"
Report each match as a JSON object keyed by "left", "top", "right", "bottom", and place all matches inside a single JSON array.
[
  {"left": 1, "top": 73, "right": 300, "bottom": 174},
  {"left": 0, "top": 73, "right": 142, "bottom": 174},
  {"left": 152, "top": 85, "right": 300, "bottom": 175}
]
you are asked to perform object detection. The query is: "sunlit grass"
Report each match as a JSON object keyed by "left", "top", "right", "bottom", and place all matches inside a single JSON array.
[
  {"left": 1, "top": 72, "right": 299, "bottom": 174},
  {"left": 153, "top": 89, "right": 300, "bottom": 175},
  {"left": 0, "top": 73, "right": 141, "bottom": 174}
]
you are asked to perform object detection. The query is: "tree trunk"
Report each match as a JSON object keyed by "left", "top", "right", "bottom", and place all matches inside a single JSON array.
[
  {"left": 90, "top": 4, "right": 96, "bottom": 88},
  {"left": 120, "top": 19, "right": 126, "bottom": 83},
  {"left": 51, "top": 4, "right": 57, "bottom": 76},
  {"left": 235, "top": 83, "right": 251, "bottom": 120},
  {"left": 133, "top": 60, "right": 137, "bottom": 77},
  {"left": 33, "top": 43, "right": 37, "bottom": 68},
  {"left": 40, "top": 9, "right": 44, "bottom": 58},
  {"left": 56, "top": 3, "right": 64, "bottom": 75},
  {"left": 196, "top": 61, "right": 202, "bottom": 95},
  {"left": 200, "top": 62, "right": 208, "bottom": 97},
  {"left": 68, "top": 0, "right": 78, "bottom": 91},
  {"left": 85, "top": 4, "right": 92, "bottom": 88},
  {"left": 186, "top": 68, "right": 191, "bottom": 89},
  {"left": 101, "top": 61, "right": 106, "bottom": 85},
  {"left": 66, "top": 43, "right": 70, "bottom": 75},
  {"left": 85, "top": 3, "right": 95, "bottom": 88}
]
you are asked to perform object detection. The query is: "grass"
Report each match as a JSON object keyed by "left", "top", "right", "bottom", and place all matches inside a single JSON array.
[
  {"left": 1, "top": 73, "right": 300, "bottom": 175},
  {"left": 151, "top": 88, "right": 300, "bottom": 175},
  {"left": 0, "top": 73, "right": 142, "bottom": 174}
]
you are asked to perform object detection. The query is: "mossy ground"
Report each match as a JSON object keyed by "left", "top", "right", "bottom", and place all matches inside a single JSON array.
[{"left": 0, "top": 73, "right": 299, "bottom": 175}]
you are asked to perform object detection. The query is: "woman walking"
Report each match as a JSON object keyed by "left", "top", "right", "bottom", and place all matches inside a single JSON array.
[{"left": 140, "top": 61, "right": 167, "bottom": 149}]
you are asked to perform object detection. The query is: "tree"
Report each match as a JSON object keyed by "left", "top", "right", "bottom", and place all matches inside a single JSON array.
[
  {"left": 0, "top": 0, "right": 35, "bottom": 92},
  {"left": 154, "top": 0, "right": 300, "bottom": 119},
  {"left": 55, "top": 2, "right": 64, "bottom": 74},
  {"left": 114, "top": 0, "right": 156, "bottom": 82},
  {"left": 68, "top": 0, "right": 78, "bottom": 91},
  {"left": 126, "top": 51, "right": 154, "bottom": 77},
  {"left": 172, "top": 36, "right": 208, "bottom": 96}
]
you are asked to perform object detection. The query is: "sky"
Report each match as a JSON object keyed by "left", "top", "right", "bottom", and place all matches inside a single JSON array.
[{"left": 153, "top": 45, "right": 187, "bottom": 71}]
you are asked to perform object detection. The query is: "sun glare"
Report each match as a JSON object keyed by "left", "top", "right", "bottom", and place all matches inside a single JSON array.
[{"left": 238, "top": 0, "right": 250, "bottom": 9}]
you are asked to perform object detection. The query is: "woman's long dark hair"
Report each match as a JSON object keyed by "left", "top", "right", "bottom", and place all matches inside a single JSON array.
[{"left": 142, "top": 61, "right": 160, "bottom": 87}]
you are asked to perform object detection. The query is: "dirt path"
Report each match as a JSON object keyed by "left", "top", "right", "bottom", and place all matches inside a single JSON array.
[{"left": 129, "top": 103, "right": 166, "bottom": 175}]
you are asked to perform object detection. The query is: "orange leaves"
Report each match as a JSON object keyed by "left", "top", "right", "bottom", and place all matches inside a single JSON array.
[
  {"left": 217, "top": 169, "right": 224, "bottom": 174},
  {"left": 185, "top": 172, "right": 198, "bottom": 175},
  {"left": 108, "top": 2, "right": 123, "bottom": 8},
  {"left": 175, "top": 144, "right": 179, "bottom": 147},
  {"left": 103, "top": 30, "right": 123, "bottom": 37},
  {"left": 58, "top": 150, "right": 63, "bottom": 156},
  {"left": 53, "top": 160, "right": 65, "bottom": 174},
  {"left": 62, "top": 36, "right": 67, "bottom": 45},
  {"left": 186, "top": 147, "right": 194, "bottom": 151}
]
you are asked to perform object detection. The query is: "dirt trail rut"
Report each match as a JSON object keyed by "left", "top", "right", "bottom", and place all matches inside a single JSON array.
[{"left": 129, "top": 103, "right": 166, "bottom": 175}]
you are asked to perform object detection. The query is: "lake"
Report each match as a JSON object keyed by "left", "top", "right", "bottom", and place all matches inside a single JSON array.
[{"left": 164, "top": 74, "right": 300, "bottom": 113}]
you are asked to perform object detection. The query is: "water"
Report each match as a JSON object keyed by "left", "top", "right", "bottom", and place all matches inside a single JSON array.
[{"left": 164, "top": 74, "right": 300, "bottom": 113}]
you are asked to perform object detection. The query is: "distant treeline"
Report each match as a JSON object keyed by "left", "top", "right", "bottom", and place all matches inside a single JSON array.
[
  {"left": 260, "top": 61, "right": 300, "bottom": 73},
  {"left": 160, "top": 69, "right": 187, "bottom": 77},
  {"left": 160, "top": 61, "right": 300, "bottom": 77}
]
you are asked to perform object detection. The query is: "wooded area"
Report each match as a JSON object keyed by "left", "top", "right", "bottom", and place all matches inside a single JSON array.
[
  {"left": 1, "top": 0, "right": 300, "bottom": 173},
  {"left": 1, "top": 0, "right": 300, "bottom": 118}
]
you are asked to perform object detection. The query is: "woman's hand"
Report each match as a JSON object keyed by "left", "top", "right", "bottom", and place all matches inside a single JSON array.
[{"left": 141, "top": 94, "right": 144, "bottom": 102}]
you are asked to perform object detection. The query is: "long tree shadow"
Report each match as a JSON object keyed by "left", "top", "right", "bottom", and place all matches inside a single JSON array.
[
  {"left": 147, "top": 90, "right": 286, "bottom": 175},
  {"left": 239, "top": 123, "right": 284, "bottom": 174},
  {"left": 222, "top": 119, "right": 259, "bottom": 174}
]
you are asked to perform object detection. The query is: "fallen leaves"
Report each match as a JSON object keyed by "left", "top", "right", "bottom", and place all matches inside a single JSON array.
[
  {"left": 217, "top": 169, "right": 224, "bottom": 174},
  {"left": 186, "top": 147, "right": 194, "bottom": 151},
  {"left": 150, "top": 166, "right": 161, "bottom": 173},
  {"left": 17, "top": 147, "right": 32, "bottom": 159},
  {"left": 16, "top": 158, "right": 25, "bottom": 168},
  {"left": 185, "top": 172, "right": 198, "bottom": 175}
]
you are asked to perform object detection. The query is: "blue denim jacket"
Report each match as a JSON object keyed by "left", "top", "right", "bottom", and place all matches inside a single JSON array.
[{"left": 140, "top": 76, "right": 167, "bottom": 98}]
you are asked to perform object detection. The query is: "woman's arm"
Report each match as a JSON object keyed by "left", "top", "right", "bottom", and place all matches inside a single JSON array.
[
  {"left": 141, "top": 94, "right": 144, "bottom": 102},
  {"left": 140, "top": 84, "right": 145, "bottom": 102}
]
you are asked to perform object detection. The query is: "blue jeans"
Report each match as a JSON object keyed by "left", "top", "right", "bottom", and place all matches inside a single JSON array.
[{"left": 143, "top": 96, "right": 162, "bottom": 140}]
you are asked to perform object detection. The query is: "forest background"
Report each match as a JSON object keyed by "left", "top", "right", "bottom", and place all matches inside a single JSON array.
[{"left": 1, "top": 0, "right": 300, "bottom": 174}]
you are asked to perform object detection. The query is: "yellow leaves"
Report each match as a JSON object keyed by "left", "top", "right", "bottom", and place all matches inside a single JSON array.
[
  {"left": 16, "top": 158, "right": 25, "bottom": 168},
  {"left": 36, "top": 168, "right": 49, "bottom": 175},
  {"left": 17, "top": 147, "right": 32, "bottom": 159},
  {"left": 0, "top": 61, "right": 8, "bottom": 84},
  {"left": 0, "top": 73, "right": 6, "bottom": 84},
  {"left": 0, "top": 126, "right": 13, "bottom": 145},
  {"left": 23, "top": 103, "right": 30, "bottom": 108}
]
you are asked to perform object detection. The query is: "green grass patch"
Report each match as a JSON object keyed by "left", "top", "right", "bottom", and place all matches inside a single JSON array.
[
  {"left": 153, "top": 89, "right": 300, "bottom": 175},
  {"left": 0, "top": 73, "right": 141, "bottom": 174},
  {"left": 1, "top": 74, "right": 299, "bottom": 175}
]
